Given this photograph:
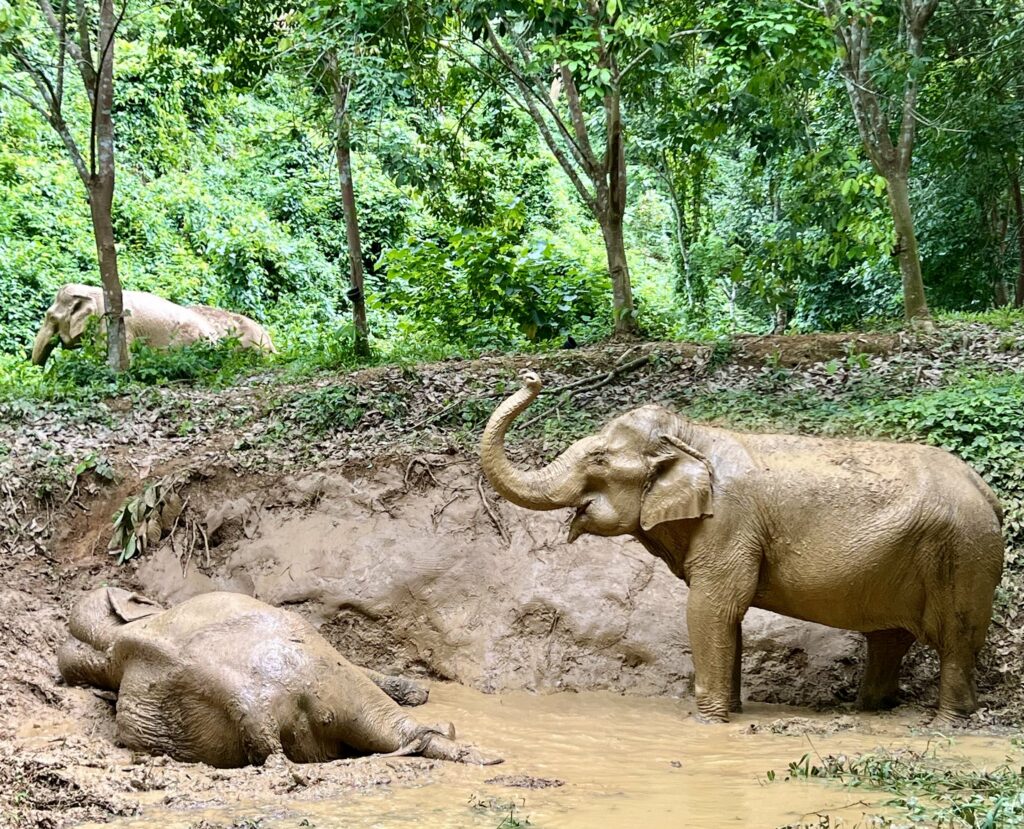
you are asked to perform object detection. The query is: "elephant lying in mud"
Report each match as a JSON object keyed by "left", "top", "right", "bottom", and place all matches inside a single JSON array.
[
  {"left": 481, "top": 371, "right": 1004, "bottom": 724},
  {"left": 59, "top": 588, "right": 500, "bottom": 767},
  {"left": 31, "top": 284, "right": 275, "bottom": 366}
]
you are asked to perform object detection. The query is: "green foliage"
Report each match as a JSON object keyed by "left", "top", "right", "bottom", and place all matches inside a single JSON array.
[
  {"left": 110, "top": 475, "right": 185, "bottom": 565},
  {"left": 773, "top": 749, "right": 1024, "bottom": 828},
  {"left": 383, "top": 200, "right": 608, "bottom": 348},
  {"left": 285, "top": 385, "right": 366, "bottom": 435},
  {"left": 126, "top": 339, "right": 269, "bottom": 386}
]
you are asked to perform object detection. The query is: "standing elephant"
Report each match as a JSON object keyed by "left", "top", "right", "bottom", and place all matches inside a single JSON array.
[
  {"left": 31, "top": 284, "right": 275, "bottom": 366},
  {"left": 59, "top": 587, "right": 500, "bottom": 767},
  {"left": 480, "top": 371, "right": 1004, "bottom": 724}
]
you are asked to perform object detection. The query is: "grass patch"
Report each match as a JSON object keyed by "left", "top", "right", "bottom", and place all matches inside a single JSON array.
[{"left": 772, "top": 748, "right": 1024, "bottom": 827}]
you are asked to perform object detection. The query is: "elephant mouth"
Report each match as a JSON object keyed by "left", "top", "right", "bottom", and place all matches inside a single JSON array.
[{"left": 567, "top": 501, "right": 592, "bottom": 543}]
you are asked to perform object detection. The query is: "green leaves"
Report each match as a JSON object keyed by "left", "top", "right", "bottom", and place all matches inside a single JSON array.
[{"left": 110, "top": 476, "right": 186, "bottom": 565}]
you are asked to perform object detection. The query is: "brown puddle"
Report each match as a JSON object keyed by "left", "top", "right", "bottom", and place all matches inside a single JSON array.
[{"left": 79, "top": 684, "right": 1019, "bottom": 829}]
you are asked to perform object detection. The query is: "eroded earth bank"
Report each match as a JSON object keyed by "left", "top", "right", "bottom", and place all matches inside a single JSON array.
[{"left": 3, "top": 327, "right": 1024, "bottom": 827}]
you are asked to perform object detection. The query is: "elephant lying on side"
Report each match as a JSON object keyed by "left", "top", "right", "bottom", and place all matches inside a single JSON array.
[
  {"left": 31, "top": 284, "right": 275, "bottom": 366},
  {"left": 481, "top": 371, "right": 1004, "bottom": 724},
  {"left": 59, "top": 588, "right": 500, "bottom": 767}
]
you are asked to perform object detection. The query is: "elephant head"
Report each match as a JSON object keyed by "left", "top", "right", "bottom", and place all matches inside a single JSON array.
[
  {"left": 57, "top": 587, "right": 162, "bottom": 689},
  {"left": 480, "top": 371, "right": 714, "bottom": 542},
  {"left": 31, "top": 284, "right": 104, "bottom": 366}
]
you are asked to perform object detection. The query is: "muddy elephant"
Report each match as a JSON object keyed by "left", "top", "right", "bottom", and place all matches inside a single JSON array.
[
  {"left": 58, "top": 588, "right": 500, "bottom": 767},
  {"left": 31, "top": 284, "right": 275, "bottom": 366},
  {"left": 480, "top": 371, "right": 1004, "bottom": 724}
]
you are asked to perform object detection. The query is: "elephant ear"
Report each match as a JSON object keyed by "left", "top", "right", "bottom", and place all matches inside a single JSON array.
[
  {"left": 106, "top": 588, "right": 163, "bottom": 623},
  {"left": 640, "top": 435, "right": 714, "bottom": 530}
]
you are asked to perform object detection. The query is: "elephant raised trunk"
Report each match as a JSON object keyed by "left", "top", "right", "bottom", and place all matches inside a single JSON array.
[
  {"left": 31, "top": 317, "right": 59, "bottom": 366},
  {"left": 479, "top": 371, "right": 587, "bottom": 510}
]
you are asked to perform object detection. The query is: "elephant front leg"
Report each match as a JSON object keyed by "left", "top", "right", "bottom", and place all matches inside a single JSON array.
[
  {"left": 858, "top": 629, "right": 915, "bottom": 711},
  {"left": 730, "top": 624, "right": 743, "bottom": 714},
  {"left": 687, "top": 589, "right": 744, "bottom": 723}
]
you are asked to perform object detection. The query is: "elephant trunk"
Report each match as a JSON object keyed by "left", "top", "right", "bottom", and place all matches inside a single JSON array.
[
  {"left": 31, "top": 318, "right": 59, "bottom": 366},
  {"left": 479, "top": 371, "right": 587, "bottom": 510}
]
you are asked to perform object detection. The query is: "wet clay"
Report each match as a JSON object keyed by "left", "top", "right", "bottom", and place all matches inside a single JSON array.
[
  {"left": 132, "top": 462, "right": 862, "bottom": 708},
  {"left": 73, "top": 683, "right": 1018, "bottom": 829}
]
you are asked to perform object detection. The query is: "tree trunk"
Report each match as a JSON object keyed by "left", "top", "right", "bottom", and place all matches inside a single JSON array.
[
  {"left": 331, "top": 74, "right": 369, "bottom": 358},
  {"left": 600, "top": 217, "right": 635, "bottom": 336},
  {"left": 94, "top": 0, "right": 127, "bottom": 371},
  {"left": 885, "top": 175, "right": 930, "bottom": 323},
  {"left": 88, "top": 181, "right": 127, "bottom": 370},
  {"left": 772, "top": 305, "right": 788, "bottom": 335},
  {"left": 1012, "top": 167, "right": 1024, "bottom": 309},
  {"left": 603, "top": 87, "right": 636, "bottom": 336}
]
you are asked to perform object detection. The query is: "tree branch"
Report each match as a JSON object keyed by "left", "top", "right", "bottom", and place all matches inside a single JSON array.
[
  {"left": 558, "top": 64, "right": 600, "bottom": 175},
  {"left": 0, "top": 78, "right": 52, "bottom": 122},
  {"left": 74, "top": 0, "right": 97, "bottom": 105},
  {"left": 482, "top": 21, "right": 597, "bottom": 214}
]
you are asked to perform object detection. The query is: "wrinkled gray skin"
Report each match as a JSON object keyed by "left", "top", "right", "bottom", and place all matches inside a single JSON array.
[
  {"left": 59, "top": 588, "right": 500, "bottom": 767},
  {"left": 481, "top": 371, "right": 1004, "bottom": 724},
  {"left": 31, "top": 284, "right": 275, "bottom": 366}
]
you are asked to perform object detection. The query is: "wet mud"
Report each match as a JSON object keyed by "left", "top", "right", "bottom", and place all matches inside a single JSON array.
[
  {"left": 71, "top": 683, "right": 1019, "bottom": 829},
  {"left": 1, "top": 457, "right": 1018, "bottom": 828}
]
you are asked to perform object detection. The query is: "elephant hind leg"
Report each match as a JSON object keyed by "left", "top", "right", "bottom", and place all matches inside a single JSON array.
[
  {"left": 730, "top": 624, "right": 743, "bottom": 714},
  {"left": 935, "top": 628, "right": 982, "bottom": 723},
  {"left": 858, "top": 629, "right": 915, "bottom": 711},
  {"left": 361, "top": 668, "right": 429, "bottom": 707}
]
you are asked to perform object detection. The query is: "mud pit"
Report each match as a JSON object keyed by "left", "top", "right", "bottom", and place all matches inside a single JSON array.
[
  {"left": 1, "top": 456, "right": 1018, "bottom": 827},
  {"left": 73, "top": 684, "right": 1021, "bottom": 829}
]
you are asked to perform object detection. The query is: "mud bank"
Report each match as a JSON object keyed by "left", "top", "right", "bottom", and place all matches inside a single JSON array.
[{"left": 129, "top": 459, "right": 861, "bottom": 704}]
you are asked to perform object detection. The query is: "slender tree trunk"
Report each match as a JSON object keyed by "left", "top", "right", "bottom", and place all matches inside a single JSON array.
[
  {"left": 599, "top": 216, "right": 635, "bottom": 335},
  {"left": 94, "top": 0, "right": 127, "bottom": 371},
  {"left": 604, "top": 88, "right": 636, "bottom": 335},
  {"left": 772, "top": 305, "right": 788, "bottom": 335},
  {"left": 1012, "top": 167, "right": 1024, "bottom": 309},
  {"left": 885, "top": 174, "right": 930, "bottom": 322},
  {"left": 331, "top": 71, "right": 369, "bottom": 358},
  {"left": 89, "top": 180, "right": 127, "bottom": 370}
]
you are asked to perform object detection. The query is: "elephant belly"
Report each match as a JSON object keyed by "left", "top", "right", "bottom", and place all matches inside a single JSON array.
[
  {"left": 115, "top": 664, "right": 250, "bottom": 767},
  {"left": 751, "top": 558, "right": 926, "bottom": 635}
]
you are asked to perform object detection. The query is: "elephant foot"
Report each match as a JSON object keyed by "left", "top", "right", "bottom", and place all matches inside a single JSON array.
[
  {"left": 691, "top": 711, "right": 729, "bottom": 725},
  {"left": 364, "top": 669, "right": 430, "bottom": 707},
  {"left": 729, "top": 699, "right": 743, "bottom": 714},
  {"left": 930, "top": 709, "right": 972, "bottom": 729},
  {"left": 857, "top": 691, "right": 903, "bottom": 712},
  {"left": 421, "top": 733, "right": 503, "bottom": 766}
]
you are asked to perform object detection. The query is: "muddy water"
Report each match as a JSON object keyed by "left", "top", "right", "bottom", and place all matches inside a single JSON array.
[{"left": 88, "top": 684, "right": 1017, "bottom": 829}]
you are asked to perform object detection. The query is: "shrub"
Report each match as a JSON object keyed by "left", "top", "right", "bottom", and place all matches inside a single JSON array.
[{"left": 382, "top": 200, "right": 607, "bottom": 350}]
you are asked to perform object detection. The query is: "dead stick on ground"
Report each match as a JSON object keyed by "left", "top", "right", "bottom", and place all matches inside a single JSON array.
[
  {"left": 431, "top": 491, "right": 462, "bottom": 527},
  {"left": 169, "top": 495, "right": 190, "bottom": 565},
  {"left": 198, "top": 520, "right": 211, "bottom": 568},
  {"left": 477, "top": 475, "right": 510, "bottom": 546},
  {"left": 421, "top": 354, "right": 654, "bottom": 427},
  {"left": 518, "top": 355, "right": 654, "bottom": 430}
]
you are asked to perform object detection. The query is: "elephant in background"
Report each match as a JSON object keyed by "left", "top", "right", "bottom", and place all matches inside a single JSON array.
[
  {"left": 59, "top": 587, "right": 500, "bottom": 767},
  {"left": 481, "top": 371, "right": 1004, "bottom": 724},
  {"left": 31, "top": 284, "right": 275, "bottom": 366}
]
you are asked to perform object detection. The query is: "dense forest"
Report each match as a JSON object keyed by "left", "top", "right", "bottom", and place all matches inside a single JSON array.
[{"left": 2, "top": 0, "right": 1023, "bottom": 377}]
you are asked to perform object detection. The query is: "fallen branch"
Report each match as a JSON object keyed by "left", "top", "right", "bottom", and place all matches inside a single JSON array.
[
  {"left": 477, "top": 475, "right": 510, "bottom": 546},
  {"left": 518, "top": 354, "right": 654, "bottom": 430},
  {"left": 422, "top": 354, "right": 654, "bottom": 429}
]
